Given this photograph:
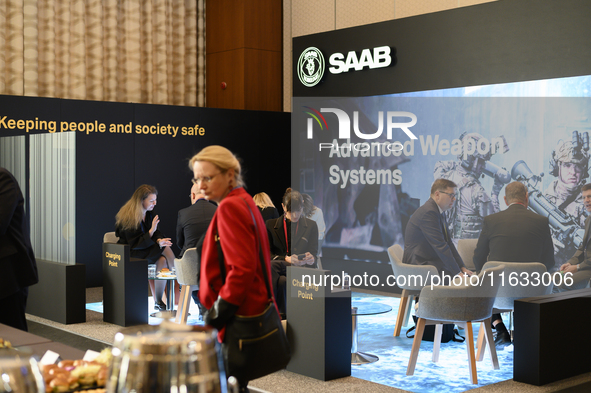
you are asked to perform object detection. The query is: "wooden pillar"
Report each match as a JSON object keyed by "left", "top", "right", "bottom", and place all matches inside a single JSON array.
[{"left": 206, "top": 0, "right": 282, "bottom": 111}]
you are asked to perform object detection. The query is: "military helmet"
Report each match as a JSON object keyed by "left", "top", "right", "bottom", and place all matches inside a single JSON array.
[
  {"left": 456, "top": 132, "right": 494, "bottom": 162},
  {"left": 549, "top": 139, "right": 589, "bottom": 177}
]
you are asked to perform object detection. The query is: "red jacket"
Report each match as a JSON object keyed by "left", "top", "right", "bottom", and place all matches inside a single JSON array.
[{"left": 199, "top": 187, "right": 277, "bottom": 340}]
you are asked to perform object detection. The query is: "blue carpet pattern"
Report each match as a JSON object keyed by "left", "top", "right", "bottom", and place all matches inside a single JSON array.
[
  {"left": 87, "top": 292, "right": 513, "bottom": 392},
  {"left": 86, "top": 298, "right": 205, "bottom": 326},
  {"left": 350, "top": 293, "right": 514, "bottom": 392}
]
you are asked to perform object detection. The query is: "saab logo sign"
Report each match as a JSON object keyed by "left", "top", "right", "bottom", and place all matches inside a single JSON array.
[
  {"left": 304, "top": 107, "right": 417, "bottom": 141},
  {"left": 298, "top": 46, "right": 393, "bottom": 87},
  {"left": 297, "top": 47, "right": 325, "bottom": 87}
]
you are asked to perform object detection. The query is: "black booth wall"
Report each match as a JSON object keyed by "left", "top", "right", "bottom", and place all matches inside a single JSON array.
[
  {"left": 76, "top": 102, "right": 290, "bottom": 287},
  {"left": 0, "top": 95, "right": 290, "bottom": 287},
  {"left": 293, "top": 0, "right": 591, "bottom": 98}
]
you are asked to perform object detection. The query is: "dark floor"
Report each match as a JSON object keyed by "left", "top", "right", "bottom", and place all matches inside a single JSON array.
[
  {"left": 27, "top": 320, "right": 109, "bottom": 353},
  {"left": 555, "top": 381, "right": 591, "bottom": 393}
]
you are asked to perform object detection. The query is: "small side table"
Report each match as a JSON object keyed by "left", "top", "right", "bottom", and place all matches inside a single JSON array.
[
  {"left": 148, "top": 275, "right": 177, "bottom": 318},
  {"left": 351, "top": 302, "right": 392, "bottom": 365}
]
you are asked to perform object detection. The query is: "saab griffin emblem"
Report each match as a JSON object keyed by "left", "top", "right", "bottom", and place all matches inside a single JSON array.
[{"left": 297, "top": 47, "right": 325, "bottom": 87}]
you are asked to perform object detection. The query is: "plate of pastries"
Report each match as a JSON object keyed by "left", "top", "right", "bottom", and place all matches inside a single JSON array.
[
  {"left": 42, "top": 348, "right": 111, "bottom": 392},
  {"left": 157, "top": 267, "right": 175, "bottom": 278}
]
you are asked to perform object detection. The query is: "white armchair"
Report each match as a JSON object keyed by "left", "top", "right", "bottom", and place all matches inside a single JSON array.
[{"left": 174, "top": 248, "right": 199, "bottom": 324}]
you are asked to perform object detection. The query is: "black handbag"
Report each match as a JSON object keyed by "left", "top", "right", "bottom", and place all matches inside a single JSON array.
[
  {"left": 406, "top": 315, "right": 465, "bottom": 343},
  {"left": 215, "top": 198, "right": 291, "bottom": 382}
]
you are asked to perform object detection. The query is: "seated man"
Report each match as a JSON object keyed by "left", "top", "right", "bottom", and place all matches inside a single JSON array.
[
  {"left": 176, "top": 183, "right": 217, "bottom": 316},
  {"left": 403, "top": 178, "right": 472, "bottom": 278},
  {"left": 554, "top": 183, "right": 591, "bottom": 291},
  {"left": 266, "top": 188, "right": 318, "bottom": 316},
  {"left": 472, "top": 181, "right": 555, "bottom": 346}
]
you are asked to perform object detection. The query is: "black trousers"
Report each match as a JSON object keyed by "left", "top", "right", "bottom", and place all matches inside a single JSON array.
[
  {"left": 0, "top": 287, "right": 29, "bottom": 331},
  {"left": 271, "top": 260, "right": 287, "bottom": 315},
  {"left": 191, "top": 289, "right": 208, "bottom": 317}
]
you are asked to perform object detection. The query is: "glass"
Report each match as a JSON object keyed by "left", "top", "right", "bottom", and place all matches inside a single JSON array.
[
  {"left": 108, "top": 323, "right": 227, "bottom": 393},
  {"left": 0, "top": 349, "right": 45, "bottom": 392},
  {"left": 192, "top": 172, "right": 221, "bottom": 184},
  {"left": 342, "top": 274, "right": 351, "bottom": 290},
  {"left": 148, "top": 264, "right": 156, "bottom": 278},
  {"left": 439, "top": 191, "right": 457, "bottom": 200}
]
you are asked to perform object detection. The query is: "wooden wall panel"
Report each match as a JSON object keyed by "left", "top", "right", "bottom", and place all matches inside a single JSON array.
[
  {"left": 245, "top": 49, "right": 282, "bottom": 111},
  {"left": 206, "top": 0, "right": 246, "bottom": 52},
  {"left": 244, "top": 0, "right": 282, "bottom": 51},
  {"left": 206, "top": 0, "right": 282, "bottom": 110},
  {"left": 206, "top": 49, "right": 246, "bottom": 109}
]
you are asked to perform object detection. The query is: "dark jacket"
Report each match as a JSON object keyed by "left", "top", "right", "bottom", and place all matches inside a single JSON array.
[
  {"left": 266, "top": 214, "right": 319, "bottom": 268},
  {"left": 402, "top": 197, "right": 465, "bottom": 276},
  {"left": 472, "top": 203, "right": 555, "bottom": 272},
  {"left": 566, "top": 215, "right": 591, "bottom": 271},
  {"left": 259, "top": 206, "right": 279, "bottom": 222},
  {"left": 0, "top": 167, "right": 38, "bottom": 299},
  {"left": 176, "top": 199, "right": 217, "bottom": 257},
  {"left": 115, "top": 210, "right": 165, "bottom": 264}
]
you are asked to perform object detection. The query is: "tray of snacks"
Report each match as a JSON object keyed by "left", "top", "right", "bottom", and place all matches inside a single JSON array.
[
  {"left": 42, "top": 348, "right": 112, "bottom": 393},
  {"left": 156, "top": 267, "right": 176, "bottom": 278},
  {"left": 0, "top": 338, "right": 13, "bottom": 349}
]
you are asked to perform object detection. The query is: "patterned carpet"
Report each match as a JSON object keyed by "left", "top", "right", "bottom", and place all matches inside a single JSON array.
[
  {"left": 86, "top": 292, "right": 514, "bottom": 392},
  {"left": 350, "top": 293, "right": 513, "bottom": 392}
]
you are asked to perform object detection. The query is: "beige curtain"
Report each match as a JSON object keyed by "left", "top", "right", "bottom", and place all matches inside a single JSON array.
[{"left": 1, "top": 0, "right": 205, "bottom": 106}]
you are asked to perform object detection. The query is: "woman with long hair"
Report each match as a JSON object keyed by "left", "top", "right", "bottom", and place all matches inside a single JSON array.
[
  {"left": 191, "top": 145, "right": 279, "bottom": 392},
  {"left": 115, "top": 184, "right": 175, "bottom": 311}
]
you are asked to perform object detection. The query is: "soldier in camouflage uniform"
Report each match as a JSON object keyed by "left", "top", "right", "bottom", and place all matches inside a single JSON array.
[
  {"left": 544, "top": 138, "right": 589, "bottom": 269},
  {"left": 434, "top": 132, "right": 508, "bottom": 245}
]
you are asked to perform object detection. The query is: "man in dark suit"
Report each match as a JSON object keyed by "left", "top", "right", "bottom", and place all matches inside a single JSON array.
[
  {"left": 403, "top": 178, "right": 472, "bottom": 278},
  {"left": 177, "top": 183, "right": 218, "bottom": 258},
  {"left": 472, "top": 181, "right": 555, "bottom": 346},
  {"left": 554, "top": 183, "right": 591, "bottom": 291},
  {"left": 0, "top": 167, "right": 38, "bottom": 331},
  {"left": 176, "top": 183, "right": 217, "bottom": 313},
  {"left": 473, "top": 181, "right": 555, "bottom": 271}
]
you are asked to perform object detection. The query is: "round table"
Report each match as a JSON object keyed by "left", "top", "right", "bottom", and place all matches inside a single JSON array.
[
  {"left": 148, "top": 274, "right": 177, "bottom": 318},
  {"left": 351, "top": 301, "right": 393, "bottom": 365}
]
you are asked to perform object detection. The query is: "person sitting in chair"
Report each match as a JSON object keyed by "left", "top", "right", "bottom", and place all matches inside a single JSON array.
[
  {"left": 472, "top": 181, "right": 555, "bottom": 347},
  {"left": 176, "top": 182, "right": 217, "bottom": 317},
  {"left": 115, "top": 184, "right": 175, "bottom": 311}
]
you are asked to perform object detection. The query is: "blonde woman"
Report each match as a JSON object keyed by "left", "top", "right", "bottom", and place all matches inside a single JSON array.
[
  {"left": 115, "top": 184, "right": 175, "bottom": 311},
  {"left": 191, "top": 146, "right": 278, "bottom": 391},
  {"left": 253, "top": 192, "right": 279, "bottom": 221}
]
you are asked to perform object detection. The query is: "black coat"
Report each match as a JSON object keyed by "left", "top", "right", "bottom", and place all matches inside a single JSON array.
[
  {"left": 266, "top": 214, "right": 319, "bottom": 268},
  {"left": 472, "top": 203, "right": 555, "bottom": 272},
  {"left": 176, "top": 199, "right": 217, "bottom": 257},
  {"left": 259, "top": 206, "right": 279, "bottom": 222},
  {"left": 115, "top": 210, "right": 165, "bottom": 264},
  {"left": 0, "top": 167, "right": 38, "bottom": 299}
]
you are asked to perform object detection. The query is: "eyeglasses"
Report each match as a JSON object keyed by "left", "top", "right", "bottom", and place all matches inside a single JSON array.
[
  {"left": 192, "top": 172, "right": 221, "bottom": 185},
  {"left": 439, "top": 191, "right": 457, "bottom": 200}
]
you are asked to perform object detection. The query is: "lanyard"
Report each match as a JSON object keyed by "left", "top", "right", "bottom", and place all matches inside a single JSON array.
[{"left": 283, "top": 217, "right": 299, "bottom": 254}]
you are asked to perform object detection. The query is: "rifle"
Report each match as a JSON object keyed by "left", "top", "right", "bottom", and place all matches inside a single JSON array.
[{"left": 511, "top": 160, "right": 585, "bottom": 249}]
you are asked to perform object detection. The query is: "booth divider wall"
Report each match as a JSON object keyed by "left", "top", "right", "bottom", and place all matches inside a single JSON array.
[{"left": 0, "top": 94, "right": 291, "bottom": 287}]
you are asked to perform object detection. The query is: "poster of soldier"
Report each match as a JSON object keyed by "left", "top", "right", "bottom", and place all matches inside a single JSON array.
[{"left": 293, "top": 75, "right": 591, "bottom": 273}]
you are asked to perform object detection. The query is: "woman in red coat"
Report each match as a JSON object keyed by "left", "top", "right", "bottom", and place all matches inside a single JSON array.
[{"left": 191, "top": 145, "right": 277, "bottom": 391}]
